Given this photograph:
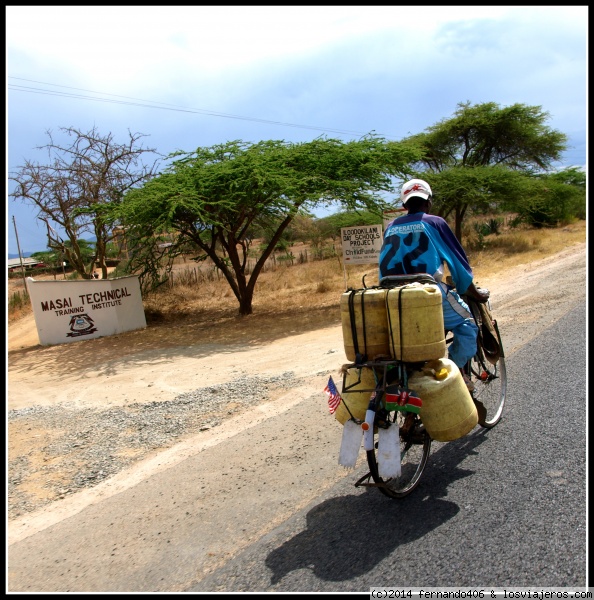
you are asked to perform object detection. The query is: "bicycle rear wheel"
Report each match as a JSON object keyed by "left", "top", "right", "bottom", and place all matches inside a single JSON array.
[
  {"left": 468, "top": 352, "right": 507, "bottom": 428},
  {"left": 366, "top": 412, "right": 432, "bottom": 498}
]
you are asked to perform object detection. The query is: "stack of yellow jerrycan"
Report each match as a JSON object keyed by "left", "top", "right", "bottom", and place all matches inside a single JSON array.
[
  {"left": 333, "top": 367, "right": 376, "bottom": 425},
  {"left": 340, "top": 288, "right": 390, "bottom": 362},
  {"left": 409, "top": 357, "right": 478, "bottom": 441},
  {"left": 338, "top": 282, "right": 460, "bottom": 435},
  {"left": 340, "top": 283, "right": 446, "bottom": 363},
  {"left": 385, "top": 282, "right": 446, "bottom": 361}
]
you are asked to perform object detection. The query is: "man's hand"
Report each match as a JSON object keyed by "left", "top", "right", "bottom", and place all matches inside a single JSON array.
[{"left": 466, "top": 282, "right": 490, "bottom": 303}]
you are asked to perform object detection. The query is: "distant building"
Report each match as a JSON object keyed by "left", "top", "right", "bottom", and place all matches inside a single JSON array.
[{"left": 7, "top": 257, "right": 46, "bottom": 272}]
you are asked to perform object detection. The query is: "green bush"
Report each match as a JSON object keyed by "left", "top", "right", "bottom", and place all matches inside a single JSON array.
[
  {"left": 474, "top": 217, "right": 503, "bottom": 237},
  {"left": 507, "top": 214, "right": 524, "bottom": 229},
  {"left": 518, "top": 178, "right": 586, "bottom": 228}
]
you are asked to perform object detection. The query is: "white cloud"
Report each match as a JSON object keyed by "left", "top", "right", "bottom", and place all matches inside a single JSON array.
[
  {"left": 8, "top": 6, "right": 585, "bottom": 90},
  {"left": 6, "top": 5, "right": 588, "bottom": 254}
]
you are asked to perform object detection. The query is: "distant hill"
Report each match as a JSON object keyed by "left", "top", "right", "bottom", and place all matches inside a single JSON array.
[{"left": 8, "top": 252, "right": 33, "bottom": 259}]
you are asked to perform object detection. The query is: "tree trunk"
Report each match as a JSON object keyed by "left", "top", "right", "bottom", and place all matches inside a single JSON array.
[
  {"left": 455, "top": 205, "right": 463, "bottom": 242},
  {"left": 238, "top": 293, "right": 253, "bottom": 316}
]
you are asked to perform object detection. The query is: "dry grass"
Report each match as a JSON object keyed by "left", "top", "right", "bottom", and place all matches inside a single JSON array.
[
  {"left": 7, "top": 289, "right": 32, "bottom": 322},
  {"left": 466, "top": 219, "right": 586, "bottom": 280},
  {"left": 141, "top": 256, "right": 356, "bottom": 333},
  {"left": 8, "top": 220, "right": 586, "bottom": 333},
  {"left": 142, "top": 219, "right": 585, "bottom": 327}
]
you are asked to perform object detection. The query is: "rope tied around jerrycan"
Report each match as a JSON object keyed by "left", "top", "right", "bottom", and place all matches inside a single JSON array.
[{"left": 346, "top": 287, "right": 373, "bottom": 364}]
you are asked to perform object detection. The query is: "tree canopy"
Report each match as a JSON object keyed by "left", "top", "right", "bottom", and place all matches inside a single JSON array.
[
  {"left": 403, "top": 101, "right": 569, "bottom": 238},
  {"left": 116, "top": 135, "right": 421, "bottom": 314},
  {"left": 9, "top": 126, "right": 159, "bottom": 279},
  {"left": 10, "top": 103, "right": 583, "bottom": 318}
]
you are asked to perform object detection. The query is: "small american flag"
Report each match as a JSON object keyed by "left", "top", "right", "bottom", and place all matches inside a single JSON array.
[{"left": 324, "top": 376, "right": 342, "bottom": 414}]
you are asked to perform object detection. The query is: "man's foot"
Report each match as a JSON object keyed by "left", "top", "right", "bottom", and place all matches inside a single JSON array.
[
  {"left": 399, "top": 413, "right": 427, "bottom": 443},
  {"left": 462, "top": 372, "right": 475, "bottom": 392},
  {"left": 474, "top": 398, "right": 487, "bottom": 424},
  {"left": 410, "top": 423, "right": 427, "bottom": 444},
  {"left": 400, "top": 412, "right": 415, "bottom": 437}
]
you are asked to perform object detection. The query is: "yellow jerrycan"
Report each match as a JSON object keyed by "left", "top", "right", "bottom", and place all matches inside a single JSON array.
[
  {"left": 340, "top": 288, "right": 390, "bottom": 362},
  {"left": 409, "top": 357, "right": 478, "bottom": 442},
  {"left": 385, "top": 283, "right": 446, "bottom": 362},
  {"left": 334, "top": 367, "right": 377, "bottom": 425}
]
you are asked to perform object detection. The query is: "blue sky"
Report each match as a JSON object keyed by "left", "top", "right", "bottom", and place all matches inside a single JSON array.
[{"left": 6, "top": 6, "right": 588, "bottom": 255}]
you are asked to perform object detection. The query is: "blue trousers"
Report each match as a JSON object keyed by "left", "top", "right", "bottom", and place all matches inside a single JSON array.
[{"left": 439, "top": 284, "right": 478, "bottom": 369}]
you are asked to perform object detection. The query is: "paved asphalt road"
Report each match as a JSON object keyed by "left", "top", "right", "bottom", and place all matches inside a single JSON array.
[
  {"left": 192, "top": 301, "right": 587, "bottom": 592},
  {"left": 8, "top": 302, "right": 587, "bottom": 593}
]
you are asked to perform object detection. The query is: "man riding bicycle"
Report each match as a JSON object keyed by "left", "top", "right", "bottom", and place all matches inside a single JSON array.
[{"left": 379, "top": 178, "right": 489, "bottom": 392}]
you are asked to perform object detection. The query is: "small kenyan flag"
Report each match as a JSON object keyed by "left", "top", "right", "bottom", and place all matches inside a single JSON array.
[{"left": 384, "top": 385, "right": 422, "bottom": 414}]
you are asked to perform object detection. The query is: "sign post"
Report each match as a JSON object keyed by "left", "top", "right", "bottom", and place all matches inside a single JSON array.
[
  {"left": 12, "top": 216, "right": 28, "bottom": 294},
  {"left": 340, "top": 224, "right": 383, "bottom": 289}
]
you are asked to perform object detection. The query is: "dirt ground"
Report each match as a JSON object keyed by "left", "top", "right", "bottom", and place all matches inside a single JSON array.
[{"left": 7, "top": 242, "right": 587, "bottom": 535}]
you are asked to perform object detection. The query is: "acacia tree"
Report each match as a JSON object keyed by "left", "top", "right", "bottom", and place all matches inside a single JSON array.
[
  {"left": 403, "top": 102, "right": 568, "bottom": 239},
  {"left": 30, "top": 239, "right": 96, "bottom": 278},
  {"left": 117, "top": 135, "right": 420, "bottom": 315},
  {"left": 9, "top": 126, "right": 159, "bottom": 279},
  {"left": 521, "top": 166, "right": 587, "bottom": 227}
]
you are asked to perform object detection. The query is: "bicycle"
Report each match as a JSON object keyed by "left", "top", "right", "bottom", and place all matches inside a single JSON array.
[{"left": 339, "top": 273, "right": 507, "bottom": 499}]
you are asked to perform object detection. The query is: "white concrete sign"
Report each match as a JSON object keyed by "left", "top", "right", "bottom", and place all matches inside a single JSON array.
[
  {"left": 341, "top": 224, "right": 383, "bottom": 264},
  {"left": 26, "top": 275, "right": 146, "bottom": 346}
]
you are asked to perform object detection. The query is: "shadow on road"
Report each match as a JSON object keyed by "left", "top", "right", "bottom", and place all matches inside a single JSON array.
[{"left": 265, "top": 429, "right": 489, "bottom": 584}]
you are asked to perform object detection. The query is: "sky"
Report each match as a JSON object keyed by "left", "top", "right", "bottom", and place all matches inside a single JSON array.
[{"left": 6, "top": 5, "right": 588, "bottom": 256}]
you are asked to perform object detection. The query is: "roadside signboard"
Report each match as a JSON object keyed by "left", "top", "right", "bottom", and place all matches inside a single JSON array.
[
  {"left": 341, "top": 224, "right": 383, "bottom": 265},
  {"left": 27, "top": 275, "right": 146, "bottom": 346}
]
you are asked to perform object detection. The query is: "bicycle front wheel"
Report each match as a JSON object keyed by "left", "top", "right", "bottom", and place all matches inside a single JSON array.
[
  {"left": 468, "top": 353, "right": 507, "bottom": 428},
  {"left": 366, "top": 412, "right": 432, "bottom": 499}
]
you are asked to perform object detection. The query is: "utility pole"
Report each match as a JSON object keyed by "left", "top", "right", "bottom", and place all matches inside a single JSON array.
[
  {"left": 12, "top": 215, "right": 28, "bottom": 295},
  {"left": 42, "top": 218, "right": 67, "bottom": 279}
]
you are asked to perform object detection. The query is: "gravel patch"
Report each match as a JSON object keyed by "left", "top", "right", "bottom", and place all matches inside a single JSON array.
[{"left": 8, "top": 371, "right": 299, "bottom": 520}]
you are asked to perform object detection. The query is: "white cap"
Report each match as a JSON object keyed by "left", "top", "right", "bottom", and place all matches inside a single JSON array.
[{"left": 400, "top": 179, "right": 433, "bottom": 206}]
